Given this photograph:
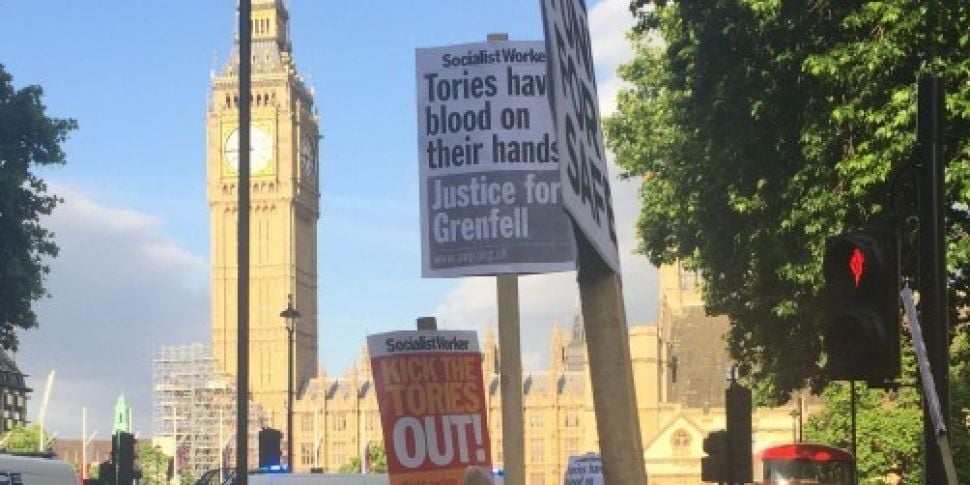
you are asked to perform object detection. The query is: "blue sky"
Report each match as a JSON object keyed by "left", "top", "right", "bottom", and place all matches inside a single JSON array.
[{"left": 0, "top": 1, "right": 658, "bottom": 438}]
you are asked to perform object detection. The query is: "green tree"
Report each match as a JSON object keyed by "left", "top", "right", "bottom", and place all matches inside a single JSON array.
[
  {"left": 807, "top": 385, "right": 922, "bottom": 483},
  {"left": 338, "top": 442, "right": 387, "bottom": 473},
  {"left": 804, "top": 331, "right": 970, "bottom": 483},
  {"left": 804, "top": 385, "right": 923, "bottom": 482},
  {"left": 0, "top": 64, "right": 76, "bottom": 349},
  {"left": 946, "top": 330, "right": 970, "bottom": 481},
  {"left": 0, "top": 423, "right": 51, "bottom": 452},
  {"left": 137, "top": 444, "right": 173, "bottom": 485},
  {"left": 606, "top": 1, "right": 970, "bottom": 401}
]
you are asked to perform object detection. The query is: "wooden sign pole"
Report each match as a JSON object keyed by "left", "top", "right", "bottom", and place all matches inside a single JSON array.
[
  {"left": 484, "top": 32, "right": 526, "bottom": 485},
  {"left": 578, "top": 241, "right": 647, "bottom": 483},
  {"left": 497, "top": 274, "right": 525, "bottom": 484}
]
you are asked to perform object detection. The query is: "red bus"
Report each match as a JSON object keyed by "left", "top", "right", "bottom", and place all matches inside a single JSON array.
[{"left": 761, "top": 443, "right": 854, "bottom": 485}]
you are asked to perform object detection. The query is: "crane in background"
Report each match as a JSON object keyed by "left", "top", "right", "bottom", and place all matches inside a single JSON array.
[{"left": 37, "top": 370, "right": 55, "bottom": 452}]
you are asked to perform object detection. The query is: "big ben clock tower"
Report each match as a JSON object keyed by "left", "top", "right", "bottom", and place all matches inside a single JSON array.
[{"left": 206, "top": 0, "right": 320, "bottom": 426}]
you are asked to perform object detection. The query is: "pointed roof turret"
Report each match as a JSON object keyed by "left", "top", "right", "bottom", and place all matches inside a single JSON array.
[
  {"left": 113, "top": 393, "right": 132, "bottom": 434},
  {"left": 550, "top": 324, "right": 565, "bottom": 375},
  {"left": 220, "top": 0, "right": 301, "bottom": 78}
]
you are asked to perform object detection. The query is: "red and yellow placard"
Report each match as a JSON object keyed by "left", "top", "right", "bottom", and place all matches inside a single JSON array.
[{"left": 367, "top": 331, "right": 491, "bottom": 485}]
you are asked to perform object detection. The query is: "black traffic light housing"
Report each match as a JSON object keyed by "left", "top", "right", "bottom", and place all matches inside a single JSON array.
[
  {"left": 822, "top": 223, "right": 900, "bottom": 386},
  {"left": 701, "top": 429, "right": 727, "bottom": 483},
  {"left": 98, "top": 460, "right": 116, "bottom": 485},
  {"left": 258, "top": 428, "right": 283, "bottom": 469},
  {"left": 726, "top": 383, "right": 753, "bottom": 484},
  {"left": 113, "top": 431, "right": 138, "bottom": 485}
]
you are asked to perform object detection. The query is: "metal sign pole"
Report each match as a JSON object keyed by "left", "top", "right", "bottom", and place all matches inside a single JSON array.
[
  {"left": 917, "top": 74, "right": 949, "bottom": 484},
  {"left": 850, "top": 380, "right": 857, "bottom": 485}
]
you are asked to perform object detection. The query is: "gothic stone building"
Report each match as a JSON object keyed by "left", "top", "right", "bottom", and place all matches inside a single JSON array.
[{"left": 286, "top": 263, "right": 813, "bottom": 484}]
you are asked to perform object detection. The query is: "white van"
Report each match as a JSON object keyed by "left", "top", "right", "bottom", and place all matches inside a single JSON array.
[
  {"left": 0, "top": 454, "right": 77, "bottom": 485},
  {"left": 247, "top": 473, "right": 389, "bottom": 485}
]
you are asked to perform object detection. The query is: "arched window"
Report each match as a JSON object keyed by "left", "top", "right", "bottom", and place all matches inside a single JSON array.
[{"left": 671, "top": 428, "right": 691, "bottom": 456}]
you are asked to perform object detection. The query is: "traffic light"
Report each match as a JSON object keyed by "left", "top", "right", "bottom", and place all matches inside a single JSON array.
[
  {"left": 726, "top": 384, "right": 753, "bottom": 484},
  {"left": 114, "top": 431, "right": 137, "bottom": 485},
  {"left": 98, "top": 460, "right": 116, "bottom": 485},
  {"left": 258, "top": 428, "right": 283, "bottom": 469},
  {"left": 822, "top": 223, "right": 900, "bottom": 386},
  {"left": 701, "top": 430, "right": 727, "bottom": 483}
]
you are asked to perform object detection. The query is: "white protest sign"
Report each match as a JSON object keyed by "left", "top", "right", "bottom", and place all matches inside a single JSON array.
[
  {"left": 541, "top": 0, "right": 620, "bottom": 273},
  {"left": 417, "top": 41, "right": 576, "bottom": 277},
  {"left": 563, "top": 453, "right": 604, "bottom": 485}
]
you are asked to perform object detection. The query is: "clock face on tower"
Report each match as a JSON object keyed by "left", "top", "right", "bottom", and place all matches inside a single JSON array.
[
  {"left": 224, "top": 125, "right": 273, "bottom": 175},
  {"left": 299, "top": 133, "right": 317, "bottom": 181}
]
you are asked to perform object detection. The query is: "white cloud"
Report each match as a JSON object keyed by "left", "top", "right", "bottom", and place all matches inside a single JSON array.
[
  {"left": 589, "top": 0, "right": 636, "bottom": 118},
  {"left": 433, "top": 0, "right": 657, "bottom": 371},
  {"left": 18, "top": 186, "right": 209, "bottom": 440},
  {"left": 589, "top": 0, "right": 636, "bottom": 72}
]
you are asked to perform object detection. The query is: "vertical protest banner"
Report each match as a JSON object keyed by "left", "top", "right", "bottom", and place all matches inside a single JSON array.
[
  {"left": 417, "top": 41, "right": 576, "bottom": 277},
  {"left": 540, "top": 0, "right": 619, "bottom": 273},
  {"left": 542, "top": 0, "right": 647, "bottom": 482},
  {"left": 368, "top": 330, "right": 491, "bottom": 485}
]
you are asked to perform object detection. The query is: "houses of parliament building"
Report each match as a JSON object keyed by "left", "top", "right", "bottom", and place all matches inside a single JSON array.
[
  {"left": 152, "top": 1, "right": 811, "bottom": 483},
  {"left": 279, "top": 263, "right": 809, "bottom": 485}
]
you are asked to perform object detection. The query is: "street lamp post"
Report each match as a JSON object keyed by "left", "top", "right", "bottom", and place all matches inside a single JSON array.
[{"left": 280, "top": 294, "right": 300, "bottom": 472}]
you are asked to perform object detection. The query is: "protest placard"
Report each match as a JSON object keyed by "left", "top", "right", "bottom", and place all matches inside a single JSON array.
[
  {"left": 417, "top": 41, "right": 576, "bottom": 277},
  {"left": 368, "top": 330, "right": 491, "bottom": 485},
  {"left": 541, "top": 0, "right": 620, "bottom": 273},
  {"left": 563, "top": 453, "right": 604, "bottom": 485}
]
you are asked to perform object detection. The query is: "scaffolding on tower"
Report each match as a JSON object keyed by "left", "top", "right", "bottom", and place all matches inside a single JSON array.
[{"left": 152, "top": 343, "right": 267, "bottom": 479}]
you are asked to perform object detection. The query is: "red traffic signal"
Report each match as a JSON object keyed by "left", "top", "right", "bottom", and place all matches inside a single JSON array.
[
  {"left": 823, "top": 230, "right": 890, "bottom": 294},
  {"left": 821, "top": 223, "right": 900, "bottom": 386}
]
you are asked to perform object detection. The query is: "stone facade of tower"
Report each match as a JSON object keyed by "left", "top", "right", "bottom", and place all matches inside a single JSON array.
[{"left": 206, "top": 0, "right": 320, "bottom": 429}]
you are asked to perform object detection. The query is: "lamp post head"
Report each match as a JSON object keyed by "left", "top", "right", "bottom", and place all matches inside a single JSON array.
[
  {"left": 280, "top": 294, "right": 301, "bottom": 318},
  {"left": 280, "top": 293, "right": 300, "bottom": 328}
]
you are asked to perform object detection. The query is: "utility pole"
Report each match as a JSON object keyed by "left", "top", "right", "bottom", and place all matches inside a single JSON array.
[
  {"left": 917, "top": 76, "right": 950, "bottom": 481},
  {"left": 82, "top": 407, "right": 87, "bottom": 480},
  {"left": 219, "top": 407, "right": 224, "bottom": 484},
  {"left": 235, "top": 0, "right": 252, "bottom": 483},
  {"left": 281, "top": 295, "right": 300, "bottom": 472},
  {"left": 917, "top": 0, "right": 949, "bottom": 479}
]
